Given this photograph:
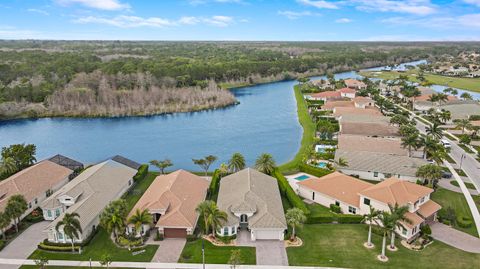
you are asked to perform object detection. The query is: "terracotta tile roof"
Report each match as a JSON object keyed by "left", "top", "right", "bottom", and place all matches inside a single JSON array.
[
  {"left": 333, "top": 107, "right": 382, "bottom": 117},
  {"left": 129, "top": 170, "right": 209, "bottom": 229},
  {"left": 337, "top": 134, "right": 408, "bottom": 156},
  {"left": 359, "top": 178, "right": 434, "bottom": 206},
  {"left": 310, "top": 91, "right": 342, "bottom": 99},
  {"left": 0, "top": 160, "right": 72, "bottom": 211},
  {"left": 414, "top": 94, "right": 458, "bottom": 102},
  {"left": 402, "top": 211, "right": 425, "bottom": 228},
  {"left": 471, "top": 120, "right": 480, "bottom": 127},
  {"left": 344, "top": 79, "right": 366, "bottom": 88},
  {"left": 353, "top": 96, "right": 374, "bottom": 104},
  {"left": 322, "top": 100, "right": 354, "bottom": 110},
  {"left": 417, "top": 200, "right": 442, "bottom": 218},
  {"left": 298, "top": 172, "right": 373, "bottom": 207},
  {"left": 338, "top": 87, "right": 356, "bottom": 94}
]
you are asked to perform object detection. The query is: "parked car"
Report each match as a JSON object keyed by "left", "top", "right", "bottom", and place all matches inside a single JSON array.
[
  {"left": 442, "top": 171, "right": 453, "bottom": 179},
  {"left": 441, "top": 139, "right": 451, "bottom": 149}
]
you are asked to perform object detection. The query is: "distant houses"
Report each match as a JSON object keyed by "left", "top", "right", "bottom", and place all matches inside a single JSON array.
[
  {"left": 344, "top": 78, "right": 367, "bottom": 90},
  {"left": 338, "top": 114, "right": 399, "bottom": 137}
]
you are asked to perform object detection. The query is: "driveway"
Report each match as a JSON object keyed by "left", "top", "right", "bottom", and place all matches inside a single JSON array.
[
  {"left": 236, "top": 230, "right": 288, "bottom": 266},
  {"left": 150, "top": 238, "right": 186, "bottom": 263},
  {"left": 430, "top": 222, "right": 480, "bottom": 253},
  {"left": 0, "top": 221, "right": 49, "bottom": 269}
]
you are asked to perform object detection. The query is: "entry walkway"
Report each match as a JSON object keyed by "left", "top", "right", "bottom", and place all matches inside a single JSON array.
[{"left": 430, "top": 222, "right": 480, "bottom": 253}]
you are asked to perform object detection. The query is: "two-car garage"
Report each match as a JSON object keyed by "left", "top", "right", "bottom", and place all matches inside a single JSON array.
[
  {"left": 163, "top": 228, "right": 187, "bottom": 238},
  {"left": 251, "top": 228, "right": 285, "bottom": 241}
]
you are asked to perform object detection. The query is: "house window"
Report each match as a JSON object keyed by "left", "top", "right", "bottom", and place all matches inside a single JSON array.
[
  {"left": 348, "top": 206, "right": 356, "bottom": 214},
  {"left": 240, "top": 214, "right": 248, "bottom": 223},
  {"left": 363, "top": 198, "right": 370, "bottom": 206},
  {"left": 335, "top": 201, "right": 340, "bottom": 206},
  {"left": 420, "top": 197, "right": 425, "bottom": 203},
  {"left": 55, "top": 208, "right": 61, "bottom": 217},
  {"left": 47, "top": 210, "right": 52, "bottom": 218},
  {"left": 402, "top": 227, "right": 407, "bottom": 235},
  {"left": 34, "top": 198, "right": 38, "bottom": 204},
  {"left": 46, "top": 189, "right": 53, "bottom": 197},
  {"left": 312, "top": 192, "right": 315, "bottom": 201},
  {"left": 373, "top": 172, "right": 379, "bottom": 177},
  {"left": 223, "top": 227, "right": 229, "bottom": 236},
  {"left": 412, "top": 226, "right": 417, "bottom": 234},
  {"left": 58, "top": 232, "right": 64, "bottom": 240},
  {"left": 28, "top": 202, "right": 32, "bottom": 209}
]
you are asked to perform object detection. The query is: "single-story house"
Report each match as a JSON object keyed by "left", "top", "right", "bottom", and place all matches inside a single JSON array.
[
  {"left": 322, "top": 100, "right": 355, "bottom": 110},
  {"left": 298, "top": 172, "right": 441, "bottom": 241},
  {"left": 337, "top": 134, "right": 409, "bottom": 156},
  {"left": 334, "top": 149, "right": 428, "bottom": 181},
  {"left": 126, "top": 170, "right": 209, "bottom": 238},
  {"left": 0, "top": 160, "right": 73, "bottom": 227},
  {"left": 338, "top": 87, "right": 356, "bottom": 99},
  {"left": 339, "top": 114, "right": 399, "bottom": 137},
  {"left": 41, "top": 157, "right": 137, "bottom": 243},
  {"left": 307, "top": 91, "right": 342, "bottom": 102},
  {"left": 311, "top": 79, "right": 333, "bottom": 90},
  {"left": 48, "top": 154, "right": 84, "bottom": 179},
  {"left": 333, "top": 107, "right": 381, "bottom": 118},
  {"left": 344, "top": 79, "right": 367, "bottom": 90},
  {"left": 413, "top": 94, "right": 458, "bottom": 111},
  {"left": 216, "top": 168, "right": 287, "bottom": 241},
  {"left": 353, "top": 96, "right": 375, "bottom": 108}
]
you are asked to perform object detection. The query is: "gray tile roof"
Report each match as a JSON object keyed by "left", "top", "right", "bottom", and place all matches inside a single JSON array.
[
  {"left": 217, "top": 168, "right": 287, "bottom": 229},
  {"left": 335, "top": 149, "right": 428, "bottom": 177},
  {"left": 48, "top": 154, "right": 84, "bottom": 171},
  {"left": 439, "top": 101, "right": 480, "bottom": 120}
]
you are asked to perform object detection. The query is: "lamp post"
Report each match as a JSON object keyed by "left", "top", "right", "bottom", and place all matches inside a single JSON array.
[
  {"left": 202, "top": 238, "right": 205, "bottom": 269},
  {"left": 459, "top": 153, "right": 466, "bottom": 170},
  {"left": 89, "top": 258, "right": 92, "bottom": 269}
]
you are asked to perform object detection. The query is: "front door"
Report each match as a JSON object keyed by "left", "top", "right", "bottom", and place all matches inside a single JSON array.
[{"left": 240, "top": 214, "right": 248, "bottom": 229}]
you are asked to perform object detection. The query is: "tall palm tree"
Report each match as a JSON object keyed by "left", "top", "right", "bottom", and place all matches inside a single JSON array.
[
  {"left": 426, "top": 123, "right": 443, "bottom": 139},
  {"left": 416, "top": 164, "right": 443, "bottom": 187},
  {"left": 149, "top": 159, "right": 173, "bottom": 174},
  {"left": 439, "top": 109, "right": 451, "bottom": 124},
  {"left": 455, "top": 119, "right": 473, "bottom": 134},
  {"left": 336, "top": 157, "right": 348, "bottom": 168},
  {"left": 254, "top": 153, "right": 276, "bottom": 175},
  {"left": 196, "top": 200, "right": 215, "bottom": 235},
  {"left": 55, "top": 213, "right": 82, "bottom": 252},
  {"left": 0, "top": 157, "right": 17, "bottom": 176},
  {"left": 421, "top": 135, "right": 440, "bottom": 159},
  {"left": 388, "top": 204, "right": 412, "bottom": 250},
  {"left": 206, "top": 203, "right": 228, "bottom": 239},
  {"left": 363, "top": 206, "right": 380, "bottom": 248},
  {"left": 0, "top": 211, "right": 10, "bottom": 240},
  {"left": 100, "top": 199, "right": 128, "bottom": 242},
  {"left": 128, "top": 209, "right": 152, "bottom": 242},
  {"left": 377, "top": 211, "right": 394, "bottom": 261},
  {"left": 401, "top": 133, "right": 420, "bottom": 157},
  {"left": 436, "top": 93, "right": 448, "bottom": 106},
  {"left": 228, "top": 152, "right": 246, "bottom": 173},
  {"left": 4, "top": 194, "right": 28, "bottom": 233},
  {"left": 285, "top": 208, "right": 307, "bottom": 240}
]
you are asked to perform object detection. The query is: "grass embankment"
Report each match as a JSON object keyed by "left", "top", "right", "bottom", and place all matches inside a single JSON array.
[
  {"left": 431, "top": 188, "right": 480, "bottom": 237},
  {"left": 123, "top": 172, "right": 158, "bottom": 210},
  {"left": 360, "top": 70, "right": 480, "bottom": 92},
  {"left": 179, "top": 239, "right": 256, "bottom": 264},
  {"left": 278, "top": 84, "right": 316, "bottom": 174},
  {"left": 287, "top": 224, "right": 480, "bottom": 269}
]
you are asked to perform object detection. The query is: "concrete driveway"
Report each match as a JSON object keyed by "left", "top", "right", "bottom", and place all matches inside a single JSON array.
[
  {"left": 431, "top": 222, "right": 480, "bottom": 253},
  {"left": 255, "top": 240, "right": 288, "bottom": 266},
  {"left": 0, "top": 221, "right": 49, "bottom": 269},
  {"left": 151, "top": 238, "right": 186, "bottom": 263}
]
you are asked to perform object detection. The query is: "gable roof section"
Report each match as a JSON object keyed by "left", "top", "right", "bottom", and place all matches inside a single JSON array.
[
  {"left": 333, "top": 107, "right": 381, "bottom": 117},
  {"left": 359, "top": 178, "right": 434, "bottom": 206},
  {"left": 310, "top": 91, "right": 342, "bottom": 99},
  {"left": 217, "top": 168, "right": 287, "bottom": 229},
  {"left": 129, "top": 170, "right": 209, "bottom": 229},
  {"left": 0, "top": 160, "right": 72, "bottom": 211},
  {"left": 337, "top": 134, "right": 408, "bottom": 156},
  {"left": 298, "top": 172, "right": 373, "bottom": 207},
  {"left": 322, "top": 100, "right": 354, "bottom": 110}
]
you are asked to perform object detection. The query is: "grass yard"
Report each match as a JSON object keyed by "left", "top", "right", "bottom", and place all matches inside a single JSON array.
[
  {"left": 28, "top": 228, "right": 158, "bottom": 262},
  {"left": 278, "top": 84, "right": 316, "bottom": 173},
  {"left": 430, "top": 188, "right": 479, "bottom": 237},
  {"left": 450, "top": 180, "right": 477, "bottom": 190},
  {"left": 179, "top": 239, "right": 256, "bottom": 265},
  {"left": 21, "top": 267, "right": 136, "bottom": 269},
  {"left": 123, "top": 172, "right": 158, "bottom": 211},
  {"left": 287, "top": 224, "right": 480, "bottom": 269},
  {"left": 307, "top": 203, "right": 336, "bottom": 217}
]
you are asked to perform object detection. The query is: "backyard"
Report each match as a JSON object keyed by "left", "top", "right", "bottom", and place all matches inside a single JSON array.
[
  {"left": 179, "top": 239, "right": 256, "bottom": 265},
  {"left": 287, "top": 224, "right": 480, "bottom": 269}
]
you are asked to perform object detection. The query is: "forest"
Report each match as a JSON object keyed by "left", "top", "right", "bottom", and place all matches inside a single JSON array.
[{"left": 0, "top": 41, "right": 478, "bottom": 119}]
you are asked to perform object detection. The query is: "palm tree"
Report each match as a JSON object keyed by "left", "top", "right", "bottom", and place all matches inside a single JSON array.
[
  {"left": 100, "top": 199, "right": 128, "bottom": 242},
  {"left": 426, "top": 122, "right": 443, "bottom": 139},
  {"left": 454, "top": 119, "right": 473, "bottom": 134},
  {"left": 254, "top": 153, "right": 276, "bottom": 175},
  {"left": 219, "top": 163, "right": 229, "bottom": 176},
  {"left": 196, "top": 200, "right": 215, "bottom": 235},
  {"left": 439, "top": 109, "right": 451, "bottom": 124},
  {"left": 363, "top": 206, "right": 380, "bottom": 248},
  {"left": 416, "top": 164, "right": 443, "bottom": 187},
  {"left": 0, "top": 157, "right": 17, "bottom": 176},
  {"left": 0, "top": 211, "right": 10, "bottom": 240},
  {"left": 388, "top": 204, "right": 412, "bottom": 250},
  {"left": 401, "top": 133, "right": 420, "bottom": 157},
  {"left": 206, "top": 202, "right": 228, "bottom": 239},
  {"left": 377, "top": 211, "right": 394, "bottom": 261},
  {"left": 128, "top": 209, "right": 152, "bottom": 243},
  {"left": 421, "top": 135, "right": 440, "bottom": 159},
  {"left": 285, "top": 208, "right": 307, "bottom": 241},
  {"left": 55, "top": 213, "right": 82, "bottom": 252},
  {"left": 436, "top": 93, "right": 448, "bottom": 105},
  {"left": 228, "top": 152, "right": 246, "bottom": 173},
  {"left": 4, "top": 194, "right": 28, "bottom": 233},
  {"left": 149, "top": 159, "right": 173, "bottom": 174},
  {"left": 427, "top": 93, "right": 439, "bottom": 107},
  {"left": 335, "top": 157, "right": 348, "bottom": 167}
]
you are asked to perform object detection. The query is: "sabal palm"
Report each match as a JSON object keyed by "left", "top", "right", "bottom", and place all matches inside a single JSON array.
[
  {"left": 228, "top": 153, "right": 246, "bottom": 173},
  {"left": 285, "top": 208, "right": 307, "bottom": 240},
  {"left": 55, "top": 213, "right": 82, "bottom": 252},
  {"left": 254, "top": 153, "right": 276, "bottom": 175},
  {"left": 4, "top": 194, "right": 28, "bottom": 233},
  {"left": 128, "top": 209, "right": 152, "bottom": 242},
  {"left": 0, "top": 212, "right": 10, "bottom": 240},
  {"left": 206, "top": 204, "right": 228, "bottom": 238},
  {"left": 196, "top": 200, "right": 216, "bottom": 235},
  {"left": 455, "top": 119, "right": 473, "bottom": 134},
  {"left": 388, "top": 204, "right": 412, "bottom": 250},
  {"left": 439, "top": 109, "right": 451, "bottom": 124},
  {"left": 363, "top": 206, "right": 380, "bottom": 247}
]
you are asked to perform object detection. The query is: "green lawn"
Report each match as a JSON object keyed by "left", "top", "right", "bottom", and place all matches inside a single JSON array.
[
  {"left": 287, "top": 224, "right": 480, "bottom": 269},
  {"left": 21, "top": 267, "right": 135, "bottom": 269},
  {"left": 123, "top": 172, "right": 158, "bottom": 211},
  {"left": 179, "top": 239, "right": 256, "bottom": 265},
  {"left": 307, "top": 203, "right": 336, "bottom": 217},
  {"left": 450, "top": 180, "right": 477, "bottom": 190},
  {"left": 28, "top": 228, "right": 158, "bottom": 262},
  {"left": 278, "top": 84, "right": 316, "bottom": 173},
  {"left": 430, "top": 188, "right": 479, "bottom": 237}
]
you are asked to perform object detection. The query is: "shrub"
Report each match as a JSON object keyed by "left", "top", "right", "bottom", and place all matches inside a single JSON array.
[
  {"left": 421, "top": 224, "right": 431, "bottom": 235},
  {"left": 38, "top": 242, "right": 80, "bottom": 252},
  {"left": 0, "top": 240, "right": 5, "bottom": 251},
  {"left": 272, "top": 169, "right": 309, "bottom": 214},
  {"left": 118, "top": 235, "right": 143, "bottom": 247},
  {"left": 218, "top": 234, "right": 236, "bottom": 244},
  {"left": 306, "top": 215, "right": 335, "bottom": 224},
  {"left": 456, "top": 215, "right": 473, "bottom": 228},
  {"left": 154, "top": 230, "right": 164, "bottom": 241},
  {"left": 299, "top": 164, "right": 332, "bottom": 178},
  {"left": 133, "top": 164, "right": 149, "bottom": 182},
  {"left": 208, "top": 169, "right": 221, "bottom": 201},
  {"left": 336, "top": 214, "right": 363, "bottom": 224},
  {"left": 329, "top": 204, "right": 342, "bottom": 213},
  {"left": 186, "top": 234, "right": 197, "bottom": 242}
]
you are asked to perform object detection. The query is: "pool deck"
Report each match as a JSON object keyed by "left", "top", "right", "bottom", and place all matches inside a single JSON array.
[{"left": 286, "top": 172, "right": 316, "bottom": 193}]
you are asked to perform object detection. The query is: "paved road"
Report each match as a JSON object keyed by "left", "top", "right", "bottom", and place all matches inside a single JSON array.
[
  {"left": 430, "top": 222, "right": 480, "bottom": 253},
  {"left": 446, "top": 137, "right": 480, "bottom": 192}
]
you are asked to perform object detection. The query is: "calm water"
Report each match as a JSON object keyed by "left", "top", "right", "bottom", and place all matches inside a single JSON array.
[{"left": 0, "top": 59, "right": 476, "bottom": 170}]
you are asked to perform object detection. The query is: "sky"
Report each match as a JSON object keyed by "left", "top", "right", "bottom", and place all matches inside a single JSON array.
[{"left": 0, "top": 0, "right": 480, "bottom": 41}]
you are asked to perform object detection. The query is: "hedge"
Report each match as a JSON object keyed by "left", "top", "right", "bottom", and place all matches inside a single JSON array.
[
  {"left": 306, "top": 215, "right": 336, "bottom": 224},
  {"left": 208, "top": 169, "right": 221, "bottom": 201},
  {"left": 299, "top": 163, "right": 332, "bottom": 178},
  {"left": 272, "top": 169, "right": 309, "bottom": 214},
  {"left": 133, "top": 164, "right": 149, "bottom": 182},
  {"left": 42, "top": 227, "right": 98, "bottom": 248},
  {"left": 38, "top": 242, "right": 80, "bottom": 252},
  {"left": 456, "top": 215, "right": 473, "bottom": 228},
  {"left": 329, "top": 204, "right": 342, "bottom": 213},
  {"left": 336, "top": 214, "right": 364, "bottom": 224},
  {"left": 306, "top": 214, "right": 363, "bottom": 224}
]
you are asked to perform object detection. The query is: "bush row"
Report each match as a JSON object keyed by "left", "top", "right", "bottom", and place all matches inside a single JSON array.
[
  {"left": 42, "top": 227, "right": 98, "bottom": 248},
  {"left": 457, "top": 215, "right": 473, "bottom": 228},
  {"left": 38, "top": 242, "right": 80, "bottom": 252},
  {"left": 208, "top": 169, "right": 221, "bottom": 201},
  {"left": 299, "top": 163, "right": 332, "bottom": 178},
  {"left": 272, "top": 169, "right": 309, "bottom": 214},
  {"left": 306, "top": 214, "right": 364, "bottom": 224},
  {"left": 133, "top": 164, "right": 149, "bottom": 182}
]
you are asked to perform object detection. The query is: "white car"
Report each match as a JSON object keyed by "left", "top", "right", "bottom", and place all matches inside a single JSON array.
[{"left": 441, "top": 139, "right": 451, "bottom": 149}]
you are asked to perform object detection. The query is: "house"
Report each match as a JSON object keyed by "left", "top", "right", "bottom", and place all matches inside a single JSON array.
[
  {"left": 337, "top": 134, "right": 408, "bottom": 156},
  {"left": 353, "top": 96, "right": 375, "bottom": 108},
  {"left": 311, "top": 79, "right": 333, "bottom": 90},
  {"left": 438, "top": 101, "right": 480, "bottom": 120},
  {"left": 322, "top": 100, "right": 355, "bottom": 110},
  {"left": 334, "top": 149, "right": 428, "bottom": 181},
  {"left": 344, "top": 79, "right": 367, "bottom": 90},
  {"left": 41, "top": 157, "right": 137, "bottom": 243},
  {"left": 413, "top": 94, "right": 458, "bottom": 111},
  {"left": 298, "top": 172, "right": 441, "bottom": 241},
  {"left": 127, "top": 170, "right": 209, "bottom": 238},
  {"left": 333, "top": 107, "right": 382, "bottom": 118},
  {"left": 48, "top": 154, "right": 84, "bottom": 179},
  {"left": 0, "top": 160, "right": 73, "bottom": 224},
  {"left": 216, "top": 168, "right": 287, "bottom": 241},
  {"left": 308, "top": 91, "right": 342, "bottom": 102},
  {"left": 338, "top": 87, "right": 356, "bottom": 99},
  {"left": 339, "top": 114, "right": 399, "bottom": 137}
]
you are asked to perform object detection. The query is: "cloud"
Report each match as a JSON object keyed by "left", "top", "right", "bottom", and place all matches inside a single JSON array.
[
  {"left": 382, "top": 13, "right": 480, "bottom": 29},
  {"left": 296, "top": 0, "right": 339, "bottom": 9},
  {"left": 55, "top": 0, "right": 130, "bottom": 10},
  {"left": 74, "top": 15, "right": 237, "bottom": 28},
  {"left": 277, "top": 10, "right": 319, "bottom": 19},
  {"left": 463, "top": 0, "right": 480, "bottom": 7},
  {"left": 27, "top": 8, "right": 50, "bottom": 15},
  {"left": 458, "top": 14, "right": 480, "bottom": 28},
  {"left": 189, "top": 0, "right": 246, "bottom": 5},
  {"left": 335, "top": 18, "right": 352, "bottom": 23},
  {"left": 350, "top": 0, "right": 436, "bottom": 15},
  {"left": 0, "top": 26, "right": 43, "bottom": 39}
]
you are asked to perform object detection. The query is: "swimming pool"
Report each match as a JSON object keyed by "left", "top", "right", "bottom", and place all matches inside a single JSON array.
[
  {"left": 317, "top": 162, "right": 328, "bottom": 168},
  {"left": 294, "top": 175, "right": 310, "bottom": 181}
]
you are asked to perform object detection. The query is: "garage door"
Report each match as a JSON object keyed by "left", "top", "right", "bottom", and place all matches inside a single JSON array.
[
  {"left": 255, "top": 230, "right": 281, "bottom": 240},
  {"left": 164, "top": 228, "right": 187, "bottom": 238}
]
